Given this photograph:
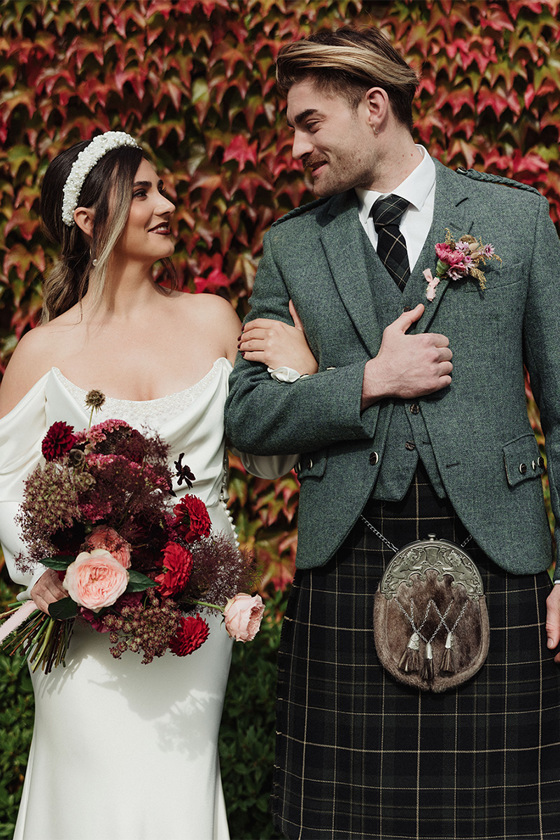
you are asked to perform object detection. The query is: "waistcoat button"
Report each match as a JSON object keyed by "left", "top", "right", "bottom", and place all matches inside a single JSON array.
[
  {"left": 369, "top": 451, "right": 379, "bottom": 465},
  {"left": 410, "top": 403, "right": 420, "bottom": 415}
]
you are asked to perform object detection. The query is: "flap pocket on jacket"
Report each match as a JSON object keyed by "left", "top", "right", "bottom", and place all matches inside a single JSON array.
[
  {"left": 453, "top": 260, "right": 524, "bottom": 293},
  {"left": 502, "top": 433, "right": 544, "bottom": 487},
  {"left": 296, "top": 449, "right": 327, "bottom": 480}
]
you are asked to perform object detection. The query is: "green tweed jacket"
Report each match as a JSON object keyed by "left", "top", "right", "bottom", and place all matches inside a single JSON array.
[{"left": 225, "top": 160, "right": 560, "bottom": 579}]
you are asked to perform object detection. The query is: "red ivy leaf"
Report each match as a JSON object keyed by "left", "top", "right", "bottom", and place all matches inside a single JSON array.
[{"left": 223, "top": 136, "right": 258, "bottom": 171}]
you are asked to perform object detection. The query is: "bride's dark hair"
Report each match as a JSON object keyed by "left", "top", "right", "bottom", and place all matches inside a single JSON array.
[{"left": 40, "top": 139, "right": 176, "bottom": 322}]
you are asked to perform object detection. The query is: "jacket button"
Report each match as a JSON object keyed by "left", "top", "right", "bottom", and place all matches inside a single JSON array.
[
  {"left": 538, "top": 456, "right": 545, "bottom": 468},
  {"left": 405, "top": 441, "right": 416, "bottom": 451},
  {"left": 519, "top": 463, "right": 527, "bottom": 475},
  {"left": 410, "top": 403, "right": 420, "bottom": 415},
  {"left": 369, "top": 451, "right": 379, "bottom": 465},
  {"left": 531, "top": 460, "right": 537, "bottom": 471}
]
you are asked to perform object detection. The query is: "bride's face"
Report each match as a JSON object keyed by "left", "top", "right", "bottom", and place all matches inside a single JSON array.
[{"left": 114, "top": 158, "right": 175, "bottom": 265}]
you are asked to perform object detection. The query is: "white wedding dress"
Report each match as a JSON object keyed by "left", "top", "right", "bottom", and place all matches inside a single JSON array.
[{"left": 0, "top": 357, "right": 290, "bottom": 840}]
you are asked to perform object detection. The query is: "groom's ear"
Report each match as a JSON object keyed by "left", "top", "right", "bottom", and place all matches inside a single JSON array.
[{"left": 363, "top": 86, "right": 389, "bottom": 131}]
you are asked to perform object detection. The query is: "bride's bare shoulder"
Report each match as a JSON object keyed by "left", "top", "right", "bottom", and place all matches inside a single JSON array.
[
  {"left": 171, "top": 290, "right": 241, "bottom": 356},
  {"left": 0, "top": 318, "right": 71, "bottom": 415},
  {"left": 172, "top": 289, "right": 237, "bottom": 320}
]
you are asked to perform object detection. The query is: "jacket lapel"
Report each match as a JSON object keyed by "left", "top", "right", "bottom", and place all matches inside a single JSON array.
[
  {"left": 318, "top": 192, "right": 384, "bottom": 357},
  {"left": 316, "top": 161, "right": 474, "bottom": 348},
  {"left": 409, "top": 160, "right": 473, "bottom": 333}
]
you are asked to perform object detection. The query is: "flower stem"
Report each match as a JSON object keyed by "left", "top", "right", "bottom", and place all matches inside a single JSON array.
[
  {"left": 182, "top": 598, "right": 224, "bottom": 614},
  {"left": 30, "top": 617, "right": 56, "bottom": 672}
]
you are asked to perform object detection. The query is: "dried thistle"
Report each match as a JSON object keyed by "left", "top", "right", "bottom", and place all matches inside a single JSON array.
[{"left": 85, "top": 389, "right": 106, "bottom": 427}]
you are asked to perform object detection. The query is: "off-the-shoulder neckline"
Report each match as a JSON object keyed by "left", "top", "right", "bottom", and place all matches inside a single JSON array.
[{"left": 51, "top": 357, "right": 232, "bottom": 405}]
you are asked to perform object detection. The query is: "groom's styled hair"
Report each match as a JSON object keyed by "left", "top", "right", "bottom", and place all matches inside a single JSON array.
[{"left": 276, "top": 26, "right": 419, "bottom": 132}]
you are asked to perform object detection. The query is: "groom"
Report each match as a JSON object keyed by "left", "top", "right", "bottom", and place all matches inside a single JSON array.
[{"left": 226, "top": 25, "right": 560, "bottom": 839}]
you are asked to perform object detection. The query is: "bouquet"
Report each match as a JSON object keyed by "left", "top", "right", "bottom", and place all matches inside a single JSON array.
[{"left": 0, "top": 396, "right": 264, "bottom": 673}]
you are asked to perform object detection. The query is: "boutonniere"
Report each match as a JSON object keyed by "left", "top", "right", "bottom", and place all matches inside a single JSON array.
[{"left": 424, "top": 229, "right": 502, "bottom": 301}]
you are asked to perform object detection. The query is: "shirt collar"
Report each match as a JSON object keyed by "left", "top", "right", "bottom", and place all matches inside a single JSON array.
[{"left": 356, "top": 146, "right": 435, "bottom": 223}]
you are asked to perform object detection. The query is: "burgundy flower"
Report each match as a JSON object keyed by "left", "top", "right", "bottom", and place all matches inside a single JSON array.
[
  {"left": 173, "top": 495, "right": 211, "bottom": 543},
  {"left": 119, "top": 429, "right": 147, "bottom": 464},
  {"left": 80, "top": 608, "right": 110, "bottom": 633},
  {"left": 174, "top": 453, "right": 195, "bottom": 487},
  {"left": 155, "top": 542, "right": 193, "bottom": 597},
  {"left": 169, "top": 614, "right": 209, "bottom": 656},
  {"left": 41, "top": 422, "right": 77, "bottom": 462},
  {"left": 79, "top": 501, "right": 112, "bottom": 522}
]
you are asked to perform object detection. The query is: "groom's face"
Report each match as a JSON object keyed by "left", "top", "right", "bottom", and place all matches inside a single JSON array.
[{"left": 286, "top": 78, "right": 377, "bottom": 197}]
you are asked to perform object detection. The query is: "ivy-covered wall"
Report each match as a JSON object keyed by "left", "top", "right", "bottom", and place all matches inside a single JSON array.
[
  {"left": 0, "top": 4, "right": 559, "bottom": 835},
  {"left": 1, "top": 0, "right": 559, "bottom": 587}
]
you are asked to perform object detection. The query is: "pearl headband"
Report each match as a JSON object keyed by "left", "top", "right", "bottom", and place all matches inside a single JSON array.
[{"left": 61, "top": 131, "right": 141, "bottom": 227}]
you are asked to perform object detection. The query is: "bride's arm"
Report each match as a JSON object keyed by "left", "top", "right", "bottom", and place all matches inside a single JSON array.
[
  {"left": 0, "top": 336, "right": 68, "bottom": 611},
  {"left": 218, "top": 299, "right": 301, "bottom": 478},
  {"left": 237, "top": 300, "right": 318, "bottom": 377}
]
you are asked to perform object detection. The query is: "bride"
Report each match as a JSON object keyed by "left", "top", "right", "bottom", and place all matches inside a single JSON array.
[{"left": 0, "top": 131, "right": 316, "bottom": 840}]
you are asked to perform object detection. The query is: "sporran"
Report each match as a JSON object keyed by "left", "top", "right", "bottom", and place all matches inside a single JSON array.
[{"left": 372, "top": 534, "right": 489, "bottom": 692}]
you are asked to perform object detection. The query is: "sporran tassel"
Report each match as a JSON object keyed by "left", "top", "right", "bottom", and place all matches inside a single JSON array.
[
  {"left": 398, "top": 631, "right": 420, "bottom": 673},
  {"left": 420, "top": 640, "right": 434, "bottom": 682},
  {"left": 439, "top": 631, "right": 455, "bottom": 674}
]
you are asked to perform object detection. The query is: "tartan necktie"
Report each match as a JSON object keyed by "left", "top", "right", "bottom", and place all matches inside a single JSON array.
[{"left": 370, "top": 194, "right": 411, "bottom": 291}]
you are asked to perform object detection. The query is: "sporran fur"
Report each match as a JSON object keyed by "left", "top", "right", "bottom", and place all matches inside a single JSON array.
[{"left": 373, "top": 535, "right": 489, "bottom": 692}]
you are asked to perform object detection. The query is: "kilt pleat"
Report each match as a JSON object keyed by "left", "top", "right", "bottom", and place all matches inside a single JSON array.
[{"left": 272, "top": 469, "right": 560, "bottom": 839}]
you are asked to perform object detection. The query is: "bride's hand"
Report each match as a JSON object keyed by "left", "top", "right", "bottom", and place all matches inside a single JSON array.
[
  {"left": 31, "top": 568, "right": 68, "bottom": 615},
  {"left": 238, "top": 300, "right": 318, "bottom": 376}
]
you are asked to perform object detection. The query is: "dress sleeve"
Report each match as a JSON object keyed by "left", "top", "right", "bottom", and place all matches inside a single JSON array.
[
  {"left": 231, "top": 448, "right": 298, "bottom": 479},
  {"left": 0, "top": 375, "right": 48, "bottom": 599}
]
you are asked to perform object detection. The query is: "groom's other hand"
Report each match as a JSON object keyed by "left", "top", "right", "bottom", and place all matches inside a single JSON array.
[
  {"left": 546, "top": 585, "right": 560, "bottom": 663},
  {"left": 361, "top": 303, "right": 453, "bottom": 409}
]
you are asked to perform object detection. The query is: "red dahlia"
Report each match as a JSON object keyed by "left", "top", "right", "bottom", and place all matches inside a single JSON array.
[
  {"left": 173, "top": 495, "right": 211, "bottom": 542},
  {"left": 41, "top": 421, "right": 78, "bottom": 462},
  {"left": 155, "top": 542, "right": 193, "bottom": 597},
  {"left": 169, "top": 614, "right": 209, "bottom": 656}
]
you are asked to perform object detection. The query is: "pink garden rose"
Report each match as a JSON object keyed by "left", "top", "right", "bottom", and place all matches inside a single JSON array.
[
  {"left": 224, "top": 593, "right": 265, "bottom": 642},
  {"left": 63, "top": 549, "right": 129, "bottom": 612},
  {"left": 85, "top": 526, "right": 131, "bottom": 569}
]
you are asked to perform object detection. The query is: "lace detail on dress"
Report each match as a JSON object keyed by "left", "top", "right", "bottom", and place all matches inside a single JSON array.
[{"left": 52, "top": 363, "right": 223, "bottom": 427}]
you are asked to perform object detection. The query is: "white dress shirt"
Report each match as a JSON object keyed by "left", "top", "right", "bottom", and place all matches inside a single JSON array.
[{"left": 356, "top": 146, "right": 435, "bottom": 272}]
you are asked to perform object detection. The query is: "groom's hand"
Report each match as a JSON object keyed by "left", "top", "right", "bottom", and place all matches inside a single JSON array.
[
  {"left": 361, "top": 304, "right": 453, "bottom": 409},
  {"left": 546, "top": 585, "right": 560, "bottom": 663}
]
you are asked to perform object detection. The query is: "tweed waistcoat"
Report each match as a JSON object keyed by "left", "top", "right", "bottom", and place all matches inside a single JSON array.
[{"left": 359, "top": 232, "right": 446, "bottom": 500}]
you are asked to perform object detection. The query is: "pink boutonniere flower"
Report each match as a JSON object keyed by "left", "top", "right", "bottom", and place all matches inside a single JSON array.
[{"left": 424, "top": 229, "right": 501, "bottom": 301}]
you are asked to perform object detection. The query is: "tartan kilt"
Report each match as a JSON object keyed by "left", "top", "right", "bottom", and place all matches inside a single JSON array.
[{"left": 272, "top": 470, "right": 560, "bottom": 840}]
